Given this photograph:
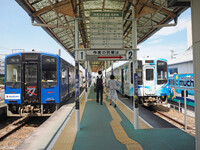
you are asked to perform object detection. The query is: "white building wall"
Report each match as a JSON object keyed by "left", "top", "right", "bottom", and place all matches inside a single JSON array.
[{"left": 169, "top": 61, "right": 193, "bottom": 74}]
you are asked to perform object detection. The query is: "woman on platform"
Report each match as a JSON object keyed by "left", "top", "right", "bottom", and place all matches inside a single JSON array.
[{"left": 108, "top": 75, "right": 118, "bottom": 108}]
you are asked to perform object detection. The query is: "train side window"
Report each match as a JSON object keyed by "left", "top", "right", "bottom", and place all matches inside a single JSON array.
[
  {"left": 137, "top": 60, "right": 143, "bottom": 85},
  {"left": 62, "top": 68, "right": 68, "bottom": 85},
  {"left": 146, "top": 69, "right": 154, "bottom": 81},
  {"left": 6, "top": 55, "right": 21, "bottom": 88},
  {"left": 157, "top": 60, "right": 168, "bottom": 84},
  {"left": 42, "top": 55, "right": 57, "bottom": 88}
]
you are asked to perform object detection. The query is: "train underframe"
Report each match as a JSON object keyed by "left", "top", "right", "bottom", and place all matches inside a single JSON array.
[
  {"left": 7, "top": 103, "right": 59, "bottom": 117},
  {"left": 139, "top": 96, "right": 167, "bottom": 106}
]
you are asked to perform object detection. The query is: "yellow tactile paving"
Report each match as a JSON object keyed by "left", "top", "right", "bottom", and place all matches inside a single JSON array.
[
  {"left": 52, "top": 92, "right": 87, "bottom": 150},
  {"left": 104, "top": 99, "right": 143, "bottom": 150},
  {"left": 116, "top": 100, "right": 151, "bottom": 129},
  {"left": 88, "top": 99, "right": 96, "bottom": 101},
  {"left": 104, "top": 89, "right": 150, "bottom": 129}
]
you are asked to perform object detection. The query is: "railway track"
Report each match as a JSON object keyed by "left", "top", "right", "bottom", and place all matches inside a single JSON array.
[
  {"left": 0, "top": 116, "right": 49, "bottom": 149},
  {"left": 148, "top": 105, "right": 195, "bottom": 135},
  {"left": 154, "top": 110, "right": 194, "bottom": 130},
  {"left": 0, "top": 116, "right": 29, "bottom": 141}
]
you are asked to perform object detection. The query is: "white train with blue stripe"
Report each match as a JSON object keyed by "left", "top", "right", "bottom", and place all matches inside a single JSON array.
[{"left": 111, "top": 58, "right": 169, "bottom": 104}]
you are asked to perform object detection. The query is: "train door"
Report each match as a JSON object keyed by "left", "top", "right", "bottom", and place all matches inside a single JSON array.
[
  {"left": 121, "top": 69, "right": 124, "bottom": 95},
  {"left": 22, "top": 54, "right": 40, "bottom": 104},
  {"left": 144, "top": 66, "right": 156, "bottom": 95}
]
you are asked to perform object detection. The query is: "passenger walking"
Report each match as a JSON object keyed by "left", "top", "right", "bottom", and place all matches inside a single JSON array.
[
  {"left": 95, "top": 71, "right": 104, "bottom": 105},
  {"left": 108, "top": 75, "right": 118, "bottom": 108}
]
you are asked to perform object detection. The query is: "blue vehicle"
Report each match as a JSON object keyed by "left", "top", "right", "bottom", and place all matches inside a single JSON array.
[
  {"left": 5, "top": 52, "right": 76, "bottom": 116},
  {"left": 168, "top": 74, "right": 194, "bottom": 107},
  {"left": 111, "top": 58, "right": 169, "bottom": 104}
]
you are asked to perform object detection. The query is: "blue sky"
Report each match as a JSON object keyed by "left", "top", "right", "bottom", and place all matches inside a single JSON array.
[
  {"left": 138, "top": 8, "right": 191, "bottom": 59},
  {"left": 0, "top": 1, "right": 191, "bottom": 67}
]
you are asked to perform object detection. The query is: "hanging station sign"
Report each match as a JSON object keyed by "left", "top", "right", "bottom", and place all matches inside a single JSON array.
[
  {"left": 76, "top": 49, "right": 137, "bottom": 61},
  {"left": 90, "top": 12, "right": 123, "bottom": 49}
]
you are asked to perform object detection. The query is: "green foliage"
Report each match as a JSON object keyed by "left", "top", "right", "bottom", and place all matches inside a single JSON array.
[{"left": 0, "top": 76, "right": 4, "bottom": 85}]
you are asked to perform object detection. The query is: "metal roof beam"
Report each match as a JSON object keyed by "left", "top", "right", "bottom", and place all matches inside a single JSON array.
[
  {"left": 136, "top": 0, "right": 176, "bottom": 18},
  {"left": 32, "top": 0, "right": 71, "bottom": 17},
  {"left": 79, "top": 0, "right": 88, "bottom": 48},
  {"left": 138, "top": 1, "right": 167, "bottom": 32},
  {"left": 102, "top": 0, "right": 106, "bottom": 11},
  {"left": 47, "top": 0, "right": 73, "bottom": 45}
]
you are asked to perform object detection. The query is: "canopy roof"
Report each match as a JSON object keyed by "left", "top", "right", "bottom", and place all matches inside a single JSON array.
[{"left": 16, "top": 0, "right": 188, "bottom": 72}]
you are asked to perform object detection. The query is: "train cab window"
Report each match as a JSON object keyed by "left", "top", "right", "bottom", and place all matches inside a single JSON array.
[
  {"left": 146, "top": 69, "right": 154, "bottom": 81},
  {"left": 42, "top": 55, "right": 57, "bottom": 88},
  {"left": 25, "top": 65, "right": 37, "bottom": 83},
  {"left": 157, "top": 60, "right": 168, "bottom": 84},
  {"left": 6, "top": 55, "right": 21, "bottom": 88}
]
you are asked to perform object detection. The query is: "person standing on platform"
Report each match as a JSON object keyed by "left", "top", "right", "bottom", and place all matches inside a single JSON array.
[
  {"left": 95, "top": 71, "right": 104, "bottom": 105},
  {"left": 108, "top": 74, "right": 118, "bottom": 108}
]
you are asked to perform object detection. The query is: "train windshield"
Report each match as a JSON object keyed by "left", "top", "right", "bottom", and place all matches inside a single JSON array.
[
  {"left": 42, "top": 55, "right": 57, "bottom": 88},
  {"left": 6, "top": 55, "right": 21, "bottom": 88},
  {"left": 157, "top": 60, "right": 168, "bottom": 84}
]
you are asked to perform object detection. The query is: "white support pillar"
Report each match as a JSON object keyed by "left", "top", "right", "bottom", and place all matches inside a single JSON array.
[
  {"left": 132, "top": 6, "right": 139, "bottom": 129},
  {"left": 191, "top": 0, "right": 200, "bottom": 149},
  {"left": 75, "top": 0, "right": 80, "bottom": 131},
  {"left": 105, "top": 61, "right": 107, "bottom": 79},
  {"left": 85, "top": 61, "right": 88, "bottom": 102},
  {"left": 111, "top": 61, "right": 114, "bottom": 75}
]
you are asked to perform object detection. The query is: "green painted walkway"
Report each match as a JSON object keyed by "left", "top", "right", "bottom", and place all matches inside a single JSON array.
[{"left": 73, "top": 84, "right": 195, "bottom": 150}]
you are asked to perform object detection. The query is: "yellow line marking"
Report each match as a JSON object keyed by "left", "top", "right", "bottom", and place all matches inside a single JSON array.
[
  {"left": 52, "top": 92, "right": 87, "bottom": 150},
  {"left": 88, "top": 99, "right": 96, "bottom": 101},
  {"left": 116, "top": 100, "right": 151, "bottom": 129},
  {"left": 104, "top": 93, "right": 143, "bottom": 150}
]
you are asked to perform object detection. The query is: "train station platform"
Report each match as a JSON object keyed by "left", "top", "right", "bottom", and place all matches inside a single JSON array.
[{"left": 52, "top": 83, "right": 195, "bottom": 150}]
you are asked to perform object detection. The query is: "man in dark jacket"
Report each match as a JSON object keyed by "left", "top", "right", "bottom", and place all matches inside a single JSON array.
[{"left": 95, "top": 71, "right": 104, "bottom": 105}]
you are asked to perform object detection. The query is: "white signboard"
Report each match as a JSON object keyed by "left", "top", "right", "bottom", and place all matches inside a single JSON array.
[
  {"left": 5, "top": 94, "right": 20, "bottom": 99},
  {"left": 75, "top": 49, "right": 138, "bottom": 61},
  {"left": 90, "top": 12, "right": 123, "bottom": 49}
]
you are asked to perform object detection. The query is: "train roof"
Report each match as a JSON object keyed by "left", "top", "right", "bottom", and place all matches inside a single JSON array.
[
  {"left": 106, "top": 57, "right": 167, "bottom": 72},
  {"left": 5, "top": 51, "right": 59, "bottom": 57}
]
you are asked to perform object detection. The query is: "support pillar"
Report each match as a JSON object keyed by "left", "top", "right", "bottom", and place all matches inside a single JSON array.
[
  {"left": 75, "top": 61, "right": 80, "bottom": 131},
  {"left": 191, "top": 0, "right": 200, "bottom": 149},
  {"left": 105, "top": 61, "right": 107, "bottom": 83},
  {"left": 75, "top": 1, "right": 80, "bottom": 131},
  {"left": 85, "top": 61, "right": 88, "bottom": 102},
  {"left": 132, "top": 6, "right": 139, "bottom": 129},
  {"left": 111, "top": 61, "right": 114, "bottom": 75}
]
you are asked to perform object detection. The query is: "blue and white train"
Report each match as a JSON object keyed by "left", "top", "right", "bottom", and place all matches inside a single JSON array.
[
  {"left": 111, "top": 58, "right": 169, "bottom": 104},
  {"left": 4, "top": 52, "right": 84, "bottom": 116}
]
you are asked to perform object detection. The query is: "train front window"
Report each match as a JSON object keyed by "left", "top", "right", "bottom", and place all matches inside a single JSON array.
[
  {"left": 6, "top": 55, "right": 21, "bottom": 88},
  {"left": 146, "top": 69, "right": 154, "bottom": 81},
  {"left": 42, "top": 55, "right": 57, "bottom": 88},
  {"left": 157, "top": 60, "right": 167, "bottom": 84},
  {"left": 25, "top": 65, "right": 37, "bottom": 83}
]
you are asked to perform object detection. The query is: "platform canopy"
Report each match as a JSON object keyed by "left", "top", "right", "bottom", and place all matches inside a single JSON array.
[{"left": 16, "top": 0, "right": 188, "bottom": 72}]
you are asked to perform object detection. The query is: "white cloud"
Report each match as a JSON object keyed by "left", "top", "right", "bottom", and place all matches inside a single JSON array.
[
  {"left": 146, "top": 39, "right": 163, "bottom": 45},
  {"left": 138, "top": 43, "right": 187, "bottom": 60},
  {"left": 153, "top": 17, "right": 191, "bottom": 37}
]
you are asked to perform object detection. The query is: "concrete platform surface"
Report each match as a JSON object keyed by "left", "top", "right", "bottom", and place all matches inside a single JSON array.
[{"left": 16, "top": 103, "right": 74, "bottom": 150}]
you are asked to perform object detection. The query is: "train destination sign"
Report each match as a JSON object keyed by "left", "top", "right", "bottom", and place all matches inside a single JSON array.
[
  {"left": 90, "top": 12, "right": 123, "bottom": 49},
  {"left": 76, "top": 49, "right": 136, "bottom": 61}
]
